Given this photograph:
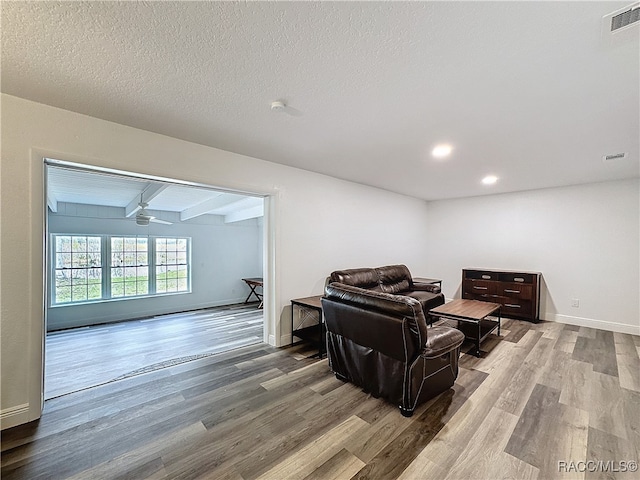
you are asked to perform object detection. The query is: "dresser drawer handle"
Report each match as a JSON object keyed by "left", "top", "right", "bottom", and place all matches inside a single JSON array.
[
  {"left": 504, "top": 289, "right": 520, "bottom": 294},
  {"left": 505, "top": 304, "right": 521, "bottom": 308},
  {"left": 474, "top": 286, "right": 488, "bottom": 290},
  {"left": 514, "top": 277, "right": 525, "bottom": 283},
  {"left": 481, "top": 275, "right": 491, "bottom": 280}
]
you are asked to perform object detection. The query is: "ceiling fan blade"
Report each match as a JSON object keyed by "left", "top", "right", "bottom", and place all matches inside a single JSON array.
[
  {"left": 136, "top": 200, "right": 172, "bottom": 225},
  {"left": 150, "top": 218, "right": 173, "bottom": 225}
]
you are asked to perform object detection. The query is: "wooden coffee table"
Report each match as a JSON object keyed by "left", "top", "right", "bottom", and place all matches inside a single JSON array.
[{"left": 430, "top": 299, "right": 501, "bottom": 357}]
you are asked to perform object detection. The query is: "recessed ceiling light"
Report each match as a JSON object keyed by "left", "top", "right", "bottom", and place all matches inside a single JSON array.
[
  {"left": 482, "top": 175, "right": 498, "bottom": 185},
  {"left": 432, "top": 144, "right": 453, "bottom": 158}
]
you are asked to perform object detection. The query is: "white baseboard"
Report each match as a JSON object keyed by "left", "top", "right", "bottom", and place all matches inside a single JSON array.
[
  {"left": 1, "top": 403, "right": 30, "bottom": 430},
  {"left": 445, "top": 298, "right": 639, "bottom": 335},
  {"left": 276, "top": 312, "right": 629, "bottom": 349},
  {"left": 545, "top": 312, "right": 640, "bottom": 336},
  {"left": 269, "top": 334, "right": 277, "bottom": 347},
  {"left": 47, "top": 297, "right": 248, "bottom": 331}
]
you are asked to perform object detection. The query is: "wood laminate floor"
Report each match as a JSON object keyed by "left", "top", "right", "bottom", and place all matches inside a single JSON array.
[
  {"left": 3, "top": 319, "right": 639, "bottom": 479},
  {"left": 45, "top": 303, "right": 264, "bottom": 399}
]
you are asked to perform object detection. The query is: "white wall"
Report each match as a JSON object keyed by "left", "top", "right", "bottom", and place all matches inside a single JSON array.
[
  {"left": 0, "top": 94, "right": 431, "bottom": 428},
  {"left": 425, "top": 179, "right": 640, "bottom": 335},
  {"left": 47, "top": 202, "right": 263, "bottom": 330}
]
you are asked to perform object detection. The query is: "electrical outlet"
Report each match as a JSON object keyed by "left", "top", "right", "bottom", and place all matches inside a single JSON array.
[{"left": 571, "top": 298, "right": 580, "bottom": 308}]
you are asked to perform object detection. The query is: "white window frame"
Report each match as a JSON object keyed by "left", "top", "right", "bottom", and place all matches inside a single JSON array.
[
  {"left": 155, "top": 237, "right": 190, "bottom": 294},
  {"left": 50, "top": 234, "right": 191, "bottom": 306},
  {"left": 52, "top": 235, "right": 103, "bottom": 304},
  {"left": 110, "top": 236, "right": 150, "bottom": 299}
]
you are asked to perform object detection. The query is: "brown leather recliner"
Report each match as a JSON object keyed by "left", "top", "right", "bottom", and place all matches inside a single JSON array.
[
  {"left": 322, "top": 272, "right": 465, "bottom": 417},
  {"left": 329, "top": 264, "right": 445, "bottom": 320}
]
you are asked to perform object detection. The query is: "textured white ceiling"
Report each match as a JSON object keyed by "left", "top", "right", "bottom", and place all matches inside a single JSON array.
[{"left": 2, "top": 1, "right": 638, "bottom": 200}]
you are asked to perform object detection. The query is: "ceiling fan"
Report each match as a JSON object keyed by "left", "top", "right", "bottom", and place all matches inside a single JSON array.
[{"left": 136, "top": 201, "right": 172, "bottom": 226}]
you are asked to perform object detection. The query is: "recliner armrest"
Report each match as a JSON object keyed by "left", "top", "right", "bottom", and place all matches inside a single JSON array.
[
  {"left": 421, "top": 326, "right": 465, "bottom": 359},
  {"left": 411, "top": 281, "right": 441, "bottom": 294}
]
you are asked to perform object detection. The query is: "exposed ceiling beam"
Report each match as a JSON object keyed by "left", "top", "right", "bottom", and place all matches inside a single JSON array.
[
  {"left": 47, "top": 191, "right": 58, "bottom": 213},
  {"left": 124, "top": 183, "right": 168, "bottom": 217},
  {"left": 224, "top": 204, "right": 264, "bottom": 224},
  {"left": 180, "top": 193, "right": 244, "bottom": 221}
]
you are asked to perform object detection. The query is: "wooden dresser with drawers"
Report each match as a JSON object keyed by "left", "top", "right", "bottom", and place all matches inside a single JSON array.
[{"left": 462, "top": 268, "right": 542, "bottom": 322}]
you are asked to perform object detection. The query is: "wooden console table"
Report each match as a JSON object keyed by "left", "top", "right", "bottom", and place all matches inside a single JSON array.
[
  {"left": 291, "top": 295, "right": 324, "bottom": 358},
  {"left": 462, "top": 268, "right": 541, "bottom": 322}
]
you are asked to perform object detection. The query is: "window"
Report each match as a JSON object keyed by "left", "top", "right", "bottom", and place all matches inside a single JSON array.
[
  {"left": 111, "top": 237, "right": 149, "bottom": 298},
  {"left": 52, "top": 235, "right": 190, "bottom": 305},
  {"left": 54, "top": 235, "right": 102, "bottom": 303},
  {"left": 156, "top": 237, "right": 189, "bottom": 293}
]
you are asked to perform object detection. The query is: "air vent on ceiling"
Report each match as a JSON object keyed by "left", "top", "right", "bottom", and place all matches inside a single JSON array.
[
  {"left": 611, "top": 5, "right": 640, "bottom": 31},
  {"left": 602, "top": 152, "right": 627, "bottom": 162},
  {"left": 603, "top": 3, "right": 640, "bottom": 41}
]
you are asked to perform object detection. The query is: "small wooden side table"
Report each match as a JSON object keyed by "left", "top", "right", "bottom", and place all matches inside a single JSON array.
[
  {"left": 291, "top": 295, "right": 324, "bottom": 358},
  {"left": 242, "top": 277, "right": 263, "bottom": 308}
]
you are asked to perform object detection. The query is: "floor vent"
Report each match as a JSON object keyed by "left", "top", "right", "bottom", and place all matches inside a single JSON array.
[{"left": 611, "top": 5, "right": 640, "bottom": 31}]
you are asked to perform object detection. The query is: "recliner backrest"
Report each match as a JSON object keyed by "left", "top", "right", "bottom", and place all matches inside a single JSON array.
[{"left": 323, "top": 282, "right": 427, "bottom": 361}]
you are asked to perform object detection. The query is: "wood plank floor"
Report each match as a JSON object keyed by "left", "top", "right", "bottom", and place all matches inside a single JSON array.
[
  {"left": 3, "top": 319, "right": 639, "bottom": 479},
  {"left": 45, "top": 303, "right": 264, "bottom": 399}
]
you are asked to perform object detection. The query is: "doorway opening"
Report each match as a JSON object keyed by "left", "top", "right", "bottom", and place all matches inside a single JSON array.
[{"left": 44, "top": 159, "right": 271, "bottom": 399}]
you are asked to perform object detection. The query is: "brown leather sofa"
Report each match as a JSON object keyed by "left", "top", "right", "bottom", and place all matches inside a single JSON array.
[
  {"left": 322, "top": 266, "right": 465, "bottom": 417},
  {"left": 328, "top": 264, "right": 445, "bottom": 319}
]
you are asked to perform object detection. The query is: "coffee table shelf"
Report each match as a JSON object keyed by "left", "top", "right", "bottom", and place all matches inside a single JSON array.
[{"left": 430, "top": 299, "right": 501, "bottom": 357}]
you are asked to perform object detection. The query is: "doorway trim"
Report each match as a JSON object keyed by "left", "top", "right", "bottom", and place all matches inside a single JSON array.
[{"left": 42, "top": 157, "right": 278, "bottom": 404}]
